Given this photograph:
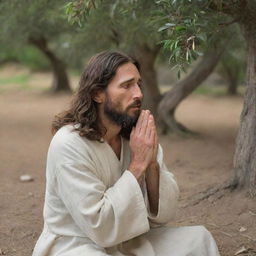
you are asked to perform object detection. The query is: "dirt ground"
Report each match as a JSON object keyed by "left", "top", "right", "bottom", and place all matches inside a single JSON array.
[{"left": 0, "top": 66, "right": 255, "bottom": 256}]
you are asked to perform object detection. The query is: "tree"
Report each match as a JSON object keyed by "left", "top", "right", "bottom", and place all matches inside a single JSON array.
[
  {"left": 158, "top": 40, "right": 226, "bottom": 134},
  {"left": 66, "top": 0, "right": 256, "bottom": 195},
  {"left": 218, "top": 48, "right": 246, "bottom": 96},
  {"left": 155, "top": 0, "right": 256, "bottom": 195},
  {"left": 0, "top": 0, "right": 72, "bottom": 92}
]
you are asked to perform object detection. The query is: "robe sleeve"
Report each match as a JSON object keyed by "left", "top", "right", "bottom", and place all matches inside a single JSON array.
[
  {"left": 143, "top": 144, "right": 179, "bottom": 227},
  {"left": 55, "top": 159, "right": 150, "bottom": 248}
]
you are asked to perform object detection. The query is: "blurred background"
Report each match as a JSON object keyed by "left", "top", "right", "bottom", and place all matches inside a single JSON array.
[{"left": 0, "top": 1, "right": 255, "bottom": 256}]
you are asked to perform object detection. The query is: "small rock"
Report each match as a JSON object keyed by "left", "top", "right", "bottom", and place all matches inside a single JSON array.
[
  {"left": 239, "top": 226, "right": 247, "bottom": 232},
  {"left": 20, "top": 175, "right": 34, "bottom": 182},
  {"left": 28, "top": 192, "right": 34, "bottom": 196}
]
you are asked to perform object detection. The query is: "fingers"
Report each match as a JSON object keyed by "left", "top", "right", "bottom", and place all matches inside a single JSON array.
[
  {"left": 139, "top": 110, "right": 150, "bottom": 136},
  {"left": 129, "top": 110, "right": 158, "bottom": 172},
  {"left": 146, "top": 114, "right": 154, "bottom": 140},
  {"left": 149, "top": 115, "right": 158, "bottom": 161},
  {"left": 135, "top": 110, "right": 145, "bottom": 134},
  {"left": 135, "top": 110, "right": 156, "bottom": 136},
  {"left": 130, "top": 127, "right": 135, "bottom": 138},
  {"left": 134, "top": 110, "right": 157, "bottom": 145}
]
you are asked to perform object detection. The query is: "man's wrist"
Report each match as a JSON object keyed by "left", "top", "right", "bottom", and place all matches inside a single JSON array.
[
  {"left": 128, "top": 162, "right": 146, "bottom": 181},
  {"left": 148, "top": 161, "right": 159, "bottom": 169}
]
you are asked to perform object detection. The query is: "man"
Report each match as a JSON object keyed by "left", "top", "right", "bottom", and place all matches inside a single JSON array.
[{"left": 33, "top": 51, "right": 220, "bottom": 256}]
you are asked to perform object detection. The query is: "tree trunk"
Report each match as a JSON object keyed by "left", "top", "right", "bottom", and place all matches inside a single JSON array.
[
  {"left": 131, "top": 44, "right": 161, "bottom": 116},
  {"left": 227, "top": 76, "right": 239, "bottom": 95},
  {"left": 206, "top": 0, "right": 256, "bottom": 195},
  {"left": 29, "top": 37, "right": 71, "bottom": 93},
  {"left": 221, "top": 61, "right": 239, "bottom": 95},
  {"left": 233, "top": 29, "right": 256, "bottom": 196},
  {"left": 158, "top": 42, "right": 226, "bottom": 134}
]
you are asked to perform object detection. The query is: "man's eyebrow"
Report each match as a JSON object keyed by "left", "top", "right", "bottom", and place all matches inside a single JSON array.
[{"left": 120, "top": 78, "right": 142, "bottom": 85}]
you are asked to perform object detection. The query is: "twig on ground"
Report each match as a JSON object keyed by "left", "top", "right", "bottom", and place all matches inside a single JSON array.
[
  {"left": 176, "top": 216, "right": 198, "bottom": 223},
  {"left": 218, "top": 230, "right": 234, "bottom": 237},
  {"left": 240, "top": 233, "right": 256, "bottom": 242},
  {"left": 207, "top": 222, "right": 219, "bottom": 228}
]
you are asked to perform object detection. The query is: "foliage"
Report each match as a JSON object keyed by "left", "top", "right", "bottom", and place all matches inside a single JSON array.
[
  {"left": 0, "top": 0, "right": 247, "bottom": 77},
  {"left": 64, "top": 0, "right": 165, "bottom": 54},
  {"left": 0, "top": 73, "right": 32, "bottom": 93},
  {"left": 0, "top": 0, "right": 76, "bottom": 68},
  {"left": 0, "top": 74, "right": 31, "bottom": 86},
  {"left": 217, "top": 30, "right": 246, "bottom": 87},
  {"left": 64, "top": 0, "right": 236, "bottom": 77}
]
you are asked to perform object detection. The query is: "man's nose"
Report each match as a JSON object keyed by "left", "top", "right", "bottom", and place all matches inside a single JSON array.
[{"left": 133, "top": 84, "right": 143, "bottom": 100}]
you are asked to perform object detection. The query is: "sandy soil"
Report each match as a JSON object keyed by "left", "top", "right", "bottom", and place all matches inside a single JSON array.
[{"left": 0, "top": 66, "right": 255, "bottom": 256}]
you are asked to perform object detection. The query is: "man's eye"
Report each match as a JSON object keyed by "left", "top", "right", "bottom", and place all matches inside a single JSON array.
[{"left": 122, "top": 83, "right": 130, "bottom": 89}]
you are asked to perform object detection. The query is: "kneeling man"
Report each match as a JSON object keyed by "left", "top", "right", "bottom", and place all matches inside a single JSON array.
[{"left": 33, "top": 51, "right": 220, "bottom": 256}]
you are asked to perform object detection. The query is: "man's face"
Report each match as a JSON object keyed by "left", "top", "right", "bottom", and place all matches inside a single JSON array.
[{"left": 103, "top": 62, "right": 143, "bottom": 128}]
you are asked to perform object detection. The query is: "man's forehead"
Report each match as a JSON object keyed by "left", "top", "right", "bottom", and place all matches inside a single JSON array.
[{"left": 114, "top": 63, "right": 141, "bottom": 82}]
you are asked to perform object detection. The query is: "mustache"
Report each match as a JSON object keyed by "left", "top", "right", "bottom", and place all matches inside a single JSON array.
[{"left": 128, "top": 100, "right": 142, "bottom": 108}]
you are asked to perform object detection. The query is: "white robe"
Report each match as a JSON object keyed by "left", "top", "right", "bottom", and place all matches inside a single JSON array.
[{"left": 32, "top": 125, "right": 220, "bottom": 256}]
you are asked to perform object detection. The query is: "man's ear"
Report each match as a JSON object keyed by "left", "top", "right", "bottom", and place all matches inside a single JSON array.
[{"left": 93, "top": 90, "right": 105, "bottom": 103}]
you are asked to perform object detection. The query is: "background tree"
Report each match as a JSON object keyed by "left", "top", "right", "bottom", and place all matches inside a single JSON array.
[
  {"left": 158, "top": 39, "right": 227, "bottom": 134},
  {"left": 0, "top": 0, "right": 72, "bottom": 92},
  {"left": 217, "top": 38, "right": 246, "bottom": 96}
]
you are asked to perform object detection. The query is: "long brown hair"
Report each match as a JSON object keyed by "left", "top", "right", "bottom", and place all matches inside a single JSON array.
[{"left": 52, "top": 51, "right": 140, "bottom": 141}]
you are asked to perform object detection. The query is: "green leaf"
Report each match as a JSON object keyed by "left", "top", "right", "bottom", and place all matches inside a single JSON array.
[
  {"left": 175, "top": 25, "right": 186, "bottom": 31},
  {"left": 158, "top": 22, "right": 176, "bottom": 32},
  {"left": 197, "top": 33, "right": 207, "bottom": 42}
]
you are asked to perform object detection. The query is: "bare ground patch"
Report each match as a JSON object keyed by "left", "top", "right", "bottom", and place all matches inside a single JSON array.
[{"left": 0, "top": 68, "right": 255, "bottom": 255}]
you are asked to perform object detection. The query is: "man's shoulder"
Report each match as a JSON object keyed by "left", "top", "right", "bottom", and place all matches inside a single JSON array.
[
  {"left": 48, "top": 124, "right": 101, "bottom": 164},
  {"left": 53, "top": 124, "right": 81, "bottom": 141},
  {"left": 50, "top": 124, "right": 93, "bottom": 152}
]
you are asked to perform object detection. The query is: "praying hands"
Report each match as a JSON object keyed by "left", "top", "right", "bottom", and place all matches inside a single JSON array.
[{"left": 128, "top": 110, "right": 159, "bottom": 182}]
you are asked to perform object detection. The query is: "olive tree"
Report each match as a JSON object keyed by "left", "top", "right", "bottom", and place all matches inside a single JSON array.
[
  {"left": 156, "top": 0, "right": 256, "bottom": 196},
  {"left": 0, "top": 0, "right": 72, "bottom": 92}
]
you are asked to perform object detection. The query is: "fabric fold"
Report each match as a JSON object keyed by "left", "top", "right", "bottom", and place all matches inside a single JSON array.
[{"left": 56, "top": 162, "right": 150, "bottom": 248}]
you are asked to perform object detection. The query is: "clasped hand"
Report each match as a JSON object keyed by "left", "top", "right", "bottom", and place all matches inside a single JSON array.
[{"left": 128, "top": 110, "right": 158, "bottom": 181}]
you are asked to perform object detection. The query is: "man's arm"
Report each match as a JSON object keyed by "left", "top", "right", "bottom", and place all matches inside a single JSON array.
[{"left": 145, "top": 162, "right": 159, "bottom": 216}]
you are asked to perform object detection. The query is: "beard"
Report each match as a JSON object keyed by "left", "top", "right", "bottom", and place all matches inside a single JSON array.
[{"left": 104, "top": 95, "right": 141, "bottom": 139}]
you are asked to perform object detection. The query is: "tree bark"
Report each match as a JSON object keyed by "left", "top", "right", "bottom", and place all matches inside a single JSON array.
[
  {"left": 131, "top": 44, "right": 161, "bottom": 116},
  {"left": 233, "top": 27, "right": 256, "bottom": 196},
  {"left": 227, "top": 74, "right": 239, "bottom": 95},
  {"left": 207, "top": 0, "right": 256, "bottom": 195},
  {"left": 221, "top": 61, "right": 239, "bottom": 95},
  {"left": 158, "top": 42, "right": 226, "bottom": 134},
  {"left": 29, "top": 36, "right": 71, "bottom": 93}
]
